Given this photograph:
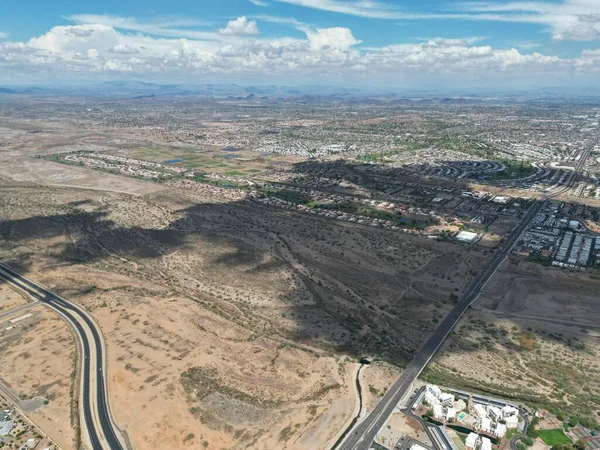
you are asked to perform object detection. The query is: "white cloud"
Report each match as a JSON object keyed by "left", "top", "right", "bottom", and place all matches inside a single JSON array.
[
  {"left": 249, "top": 0, "right": 269, "bottom": 6},
  {"left": 271, "top": 0, "right": 403, "bottom": 19},
  {"left": 270, "top": 0, "right": 600, "bottom": 42},
  {"left": 458, "top": 0, "right": 600, "bottom": 41},
  {"left": 305, "top": 27, "right": 361, "bottom": 50},
  {"left": 109, "top": 44, "right": 140, "bottom": 54},
  {"left": 0, "top": 32, "right": 8, "bottom": 40},
  {"left": 66, "top": 14, "right": 220, "bottom": 41},
  {"left": 218, "top": 17, "right": 260, "bottom": 36},
  {"left": 0, "top": 21, "right": 598, "bottom": 85}
]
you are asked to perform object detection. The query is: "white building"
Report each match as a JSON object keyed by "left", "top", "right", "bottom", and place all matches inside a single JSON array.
[
  {"left": 440, "top": 392, "right": 455, "bottom": 405},
  {"left": 425, "top": 390, "right": 441, "bottom": 406},
  {"left": 456, "top": 231, "right": 479, "bottom": 244},
  {"left": 505, "top": 415, "right": 519, "bottom": 429},
  {"left": 495, "top": 423, "right": 507, "bottom": 438},
  {"left": 487, "top": 406, "right": 503, "bottom": 420},
  {"left": 480, "top": 417, "right": 492, "bottom": 433},
  {"left": 481, "top": 437, "right": 492, "bottom": 450},
  {"left": 474, "top": 404, "right": 488, "bottom": 419},
  {"left": 466, "top": 433, "right": 480, "bottom": 450},
  {"left": 446, "top": 407, "right": 457, "bottom": 422},
  {"left": 427, "top": 385, "right": 442, "bottom": 398},
  {"left": 502, "top": 405, "right": 518, "bottom": 417},
  {"left": 434, "top": 404, "right": 444, "bottom": 420},
  {"left": 454, "top": 399, "right": 467, "bottom": 412}
]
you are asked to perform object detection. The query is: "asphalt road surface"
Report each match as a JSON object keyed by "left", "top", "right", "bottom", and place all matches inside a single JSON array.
[
  {"left": 0, "top": 264, "right": 125, "bottom": 450},
  {"left": 335, "top": 201, "right": 542, "bottom": 450}
]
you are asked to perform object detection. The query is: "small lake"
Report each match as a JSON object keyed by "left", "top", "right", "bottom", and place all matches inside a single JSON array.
[{"left": 163, "top": 159, "right": 183, "bottom": 164}]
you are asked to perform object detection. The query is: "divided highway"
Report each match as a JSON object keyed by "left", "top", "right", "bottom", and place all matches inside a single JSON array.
[
  {"left": 0, "top": 264, "right": 125, "bottom": 450},
  {"left": 335, "top": 201, "right": 542, "bottom": 450}
]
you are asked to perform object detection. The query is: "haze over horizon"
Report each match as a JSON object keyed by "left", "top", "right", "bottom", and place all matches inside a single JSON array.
[{"left": 0, "top": 0, "right": 599, "bottom": 89}]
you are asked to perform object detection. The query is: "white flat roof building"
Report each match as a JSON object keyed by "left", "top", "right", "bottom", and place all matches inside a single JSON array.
[
  {"left": 495, "top": 423, "right": 507, "bottom": 438},
  {"left": 474, "top": 404, "right": 488, "bottom": 419},
  {"left": 440, "top": 392, "right": 455, "bottom": 405},
  {"left": 427, "top": 384, "right": 442, "bottom": 398},
  {"left": 502, "top": 405, "right": 518, "bottom": 417},
  {"left": 434, "top": 404, "right": 444, "bottom": 420},
  {"left": 481, "top": 417, "right": 492, "bottom": 433},
  {"left": 446, "top": 407, "right": 457, "bottom": 421},
  {"left": 505, "top": 415, "right": 519, "bottom": 429},
  {"left": 425, "top": 390, "right": 441, "bottom": 406},
  {"left": 481, "top": 437, "right": 492, "bottom": 450},
  {"left": 454, "top": 399, "right": 467, "bottom": 412},
  {"left": 466, "top": 432, "right": 480, "bottom": 450},
  {"left": 456, "top": 231, "right": 479, "bottom": 243},
  {"left": 487, "top": 405, "right": 503, "bottom": 420}
]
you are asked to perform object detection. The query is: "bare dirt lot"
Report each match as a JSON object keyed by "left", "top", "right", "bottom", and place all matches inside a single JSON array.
[
  {"left": 0, "top": 304, "right": 76, "bottom": 449},
  {"left": 0, "top": 283, "right": 30, "bottom": 313}
]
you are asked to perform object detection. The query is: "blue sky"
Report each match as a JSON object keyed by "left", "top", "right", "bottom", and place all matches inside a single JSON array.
[{"left": 0, "top": 0, "right": 599, "bottom": 88}]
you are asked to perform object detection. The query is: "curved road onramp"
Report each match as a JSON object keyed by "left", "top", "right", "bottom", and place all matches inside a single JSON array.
[{"left": 0, "top": 264, "right": 126, "bottom": 450}]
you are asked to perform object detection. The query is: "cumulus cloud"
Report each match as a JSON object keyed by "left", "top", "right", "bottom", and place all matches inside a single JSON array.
[
  {"left": 109, "top": 44, "right": 140, "bottom": 54},
  {"left": 0, "top": 21, "right": 598, "bottom": 85},
  {"left": 218, "top": 17, "right": 260, "bottom": 36},
  {"left": 305, "top": 27, "right": 361, "bottom": 50}
]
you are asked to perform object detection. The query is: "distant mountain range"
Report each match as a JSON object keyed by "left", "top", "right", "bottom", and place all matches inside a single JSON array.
[{"left": 1, "top": 82, "right": 600, "bottom": 102}]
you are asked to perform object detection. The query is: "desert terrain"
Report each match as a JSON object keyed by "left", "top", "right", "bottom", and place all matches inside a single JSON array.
[
  {"left": 0, "top": 170, "right": 480, "bottom": 449},
  {"left": 427, "top": 258, "right": 600, "bottom": 424},
  {"left": 0, "top": 305, "right": 76, "bottom": 449}
]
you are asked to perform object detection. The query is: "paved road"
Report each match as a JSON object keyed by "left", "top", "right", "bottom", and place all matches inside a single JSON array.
[
  {"left": 335, "top": 201, "right": 542, "bottom": 450},
  {"left": 0, "top": 300, "right": 41, "bottom": 321},
  {"left": 0, "top": 264, "right": 125, "bottom": 450},
  {"left": 548, "top": 134, "right": 598, "bottom": 197}
]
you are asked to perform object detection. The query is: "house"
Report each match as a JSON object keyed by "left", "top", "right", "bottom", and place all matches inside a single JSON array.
[
  {"left": 466, "top": 433, "right": 480, "bottom": 450},
  {"left": 440, "top": 392, "right": 455, "bottom": 405},
  {"left": 0, "top": 418, "right": 13, "bottom": 436},
  {"left": 446, "top": 407, "right": 457, "bottom": 422},
  {"left": 495, "top": 423, "right": 507, "bottom": 438},
  {"left": 434, "top": 404, "right": 444, "bottom": 420},
  {"left": 480, "top": 417, "right": 492, "bottom": 433},
  {"left": 474, "top": 404, "right": 488, "bottom": 419},
  {"left": 481, "top": 437, "right": 492, "bottom": 450},
  {"left": 505, "top": 415, "right": 519, "bottom": 429},
  {"left": 21, "top": 439, "right": 38, "bottom": 450}
]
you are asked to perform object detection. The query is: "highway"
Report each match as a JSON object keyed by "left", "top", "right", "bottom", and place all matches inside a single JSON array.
[
  {"left": 335, "top": 200, "right": 542, "bottom": 450},
  {"left": 0, "top": 264, "right": 125, "bottom": 450},
  {"left": 548, "top": 134, "right": 598, "bottom": 197}
]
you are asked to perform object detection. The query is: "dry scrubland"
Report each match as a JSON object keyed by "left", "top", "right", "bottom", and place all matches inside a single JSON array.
[
  {"left": 0, "top": 282, "right": 30, "bottom": 312},
  {"left": 0, "top": 306, "right": 76, "bottom": 449},
  {"left": 425, "top": 258, "right": 600, "bottom": 425},
  {"left": 0, "top": 182, "right": 481, "bottom": 449}
]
